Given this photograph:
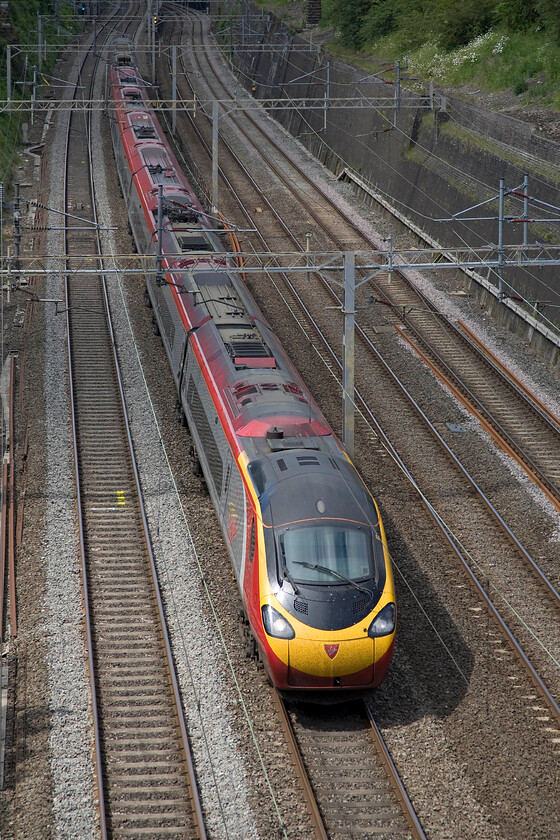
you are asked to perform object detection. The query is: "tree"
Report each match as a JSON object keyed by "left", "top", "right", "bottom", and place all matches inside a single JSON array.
[{"left": 327, "top": 0, "right": 372, "bottom": 49}]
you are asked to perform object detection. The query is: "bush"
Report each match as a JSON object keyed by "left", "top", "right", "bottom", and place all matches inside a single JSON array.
[
  {"left": 434, "top": 0, "right": 496, "bottom": 51},
  {"left": 495, "top": 0, "right": 538, "bottom": 32},
  {"left": 363, "top": 0, "right": 398, "bottom": 42}
]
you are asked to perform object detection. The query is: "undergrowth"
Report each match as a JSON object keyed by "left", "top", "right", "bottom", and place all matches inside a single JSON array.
[{"left": 374, "top": 29, "right": 560, "bottom": 107}]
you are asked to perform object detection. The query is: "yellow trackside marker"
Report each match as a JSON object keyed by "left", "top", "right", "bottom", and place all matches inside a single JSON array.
[{"left": 116, "top": 490, "right": 126, "bottom": 506}]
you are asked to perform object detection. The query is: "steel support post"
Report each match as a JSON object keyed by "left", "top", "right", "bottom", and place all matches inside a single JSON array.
[
  {"left": 498, "top": 177, "right": 505, "bottom": 300},
  {"left": 523, "top": 173, "right": 529, "bottom": 248},
  {"left": 31, "top": 66, "right": 37, "bottom": 126},
  {"left": 342, "top": 251, "right": 355, "bottom": 460},
  {"left": 172, "top": 45, "right": 177, "bottom": 135},
  {"left": 151, "top": 15, "right": 156, "bottom": 85},
  {"left": 324, "top": 61, "right": 330, "bottom": 133},
  {"left": 37, "top": 15, "right": 43, "bottom": 73},
  {"left": 6, "top": 45, "right": 10, "bottom": 102},
  {"left": 212, "top": 99, "right": 219, "bottom": 213}
]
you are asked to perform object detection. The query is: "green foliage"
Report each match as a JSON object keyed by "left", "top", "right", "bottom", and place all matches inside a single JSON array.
[
  {"left": 321, "top": 0, "right": 556, "bottom": 105},
  {"left": 536, "top": 0, "right": 560, "bottom": 42},
  {"left": 325, "top": 0, "right": 372, "bottom": 48},
  {"left": 433, "top": 0, "right": 496, "bottom": 51},
  {"left": 0, "top": 0, "right": 77, "bottom": 189},
  {"left": 324, "top": 0, "right": 560, "bottom": 52},
  {"left": 362, "top": 0, "right": 398, "bottom": 42},
  {"left": 495, "top": 0, "right": 538, "bottom": 32}
]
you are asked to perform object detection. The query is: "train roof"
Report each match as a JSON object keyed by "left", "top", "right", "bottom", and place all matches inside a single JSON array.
[{"left": 247, "top": 449, "right": 378, "bottom": 528}]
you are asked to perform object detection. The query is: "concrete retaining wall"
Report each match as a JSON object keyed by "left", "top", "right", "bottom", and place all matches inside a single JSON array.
[{"left": 219, "top": 8, "right": 560, "bottom": 364}]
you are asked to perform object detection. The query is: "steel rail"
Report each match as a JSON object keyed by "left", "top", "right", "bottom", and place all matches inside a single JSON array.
[
  {"left": 7, "top": 353, "right": 16, "bottom": 640},
  {"left": 457, "top": 319, "right": 560, "bottom": 431},
  {"left": 271, "top": 686, "right": 427, "bottom": 840},
  {"left": 0, "top": 460, "right": 7, "bottom": 641},
  {"left": 270, "top": 690, "right": 328, "bottom": 840},
  {"left": 362, "top": 703, "right": 427, "bottom": 840},
  {"left": 396, "top": 324, "right": 560, "bottom": 512},
  {"left": 0, "top": 352, "right": 18, "bottom": 643}
]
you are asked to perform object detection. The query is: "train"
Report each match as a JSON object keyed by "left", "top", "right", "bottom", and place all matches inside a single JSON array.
[{"left": 106, "top": 39, "right": 396, "bottom": 697}]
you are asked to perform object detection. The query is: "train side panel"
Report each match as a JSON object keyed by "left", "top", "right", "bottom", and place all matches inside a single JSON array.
[{"left": 182, "top": 344, "right": 247, "bottom": 588}]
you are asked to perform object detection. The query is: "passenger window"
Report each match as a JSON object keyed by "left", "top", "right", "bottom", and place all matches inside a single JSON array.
[{"left": 248, "top": 521, "right": 255, "bottom": 562}]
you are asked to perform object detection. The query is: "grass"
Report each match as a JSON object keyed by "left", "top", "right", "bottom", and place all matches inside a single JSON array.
[
  {"left": 0, "top": 2, "right": 80, "bottom": 193},
  {"left": 253, "top": 0, "right": 560, "bottom": 111},
  {"left": 388, "top": 30, "right": 560, "bottom": 108}
]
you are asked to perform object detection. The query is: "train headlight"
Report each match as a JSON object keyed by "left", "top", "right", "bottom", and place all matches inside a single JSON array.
[
  {"left": 367, "top": 603, "right": 395, "bottom": 638},
  {"left": 262, "top": 605, "right": 295, "bottom": 639}
]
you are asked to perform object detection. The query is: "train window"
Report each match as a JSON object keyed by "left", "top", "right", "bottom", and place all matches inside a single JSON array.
[
  {"left": 233, "top": 384, "right": 258, "bottom": 399},
  {"left": 248, "top": 521, "right": 255, "bottom": 562},
  {"left": 247, "top": 459, "right": 268, "bottom": 496},
  {"left": 281, "top": 525, "right": 374, "bottom": 584}
]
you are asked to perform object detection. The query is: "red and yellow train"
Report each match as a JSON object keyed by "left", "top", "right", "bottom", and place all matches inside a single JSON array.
[{"left": 107, "top": 39, "right": 396, "bottom": 696}]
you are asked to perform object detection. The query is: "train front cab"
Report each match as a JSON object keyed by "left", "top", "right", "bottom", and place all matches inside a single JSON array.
[{"left": 242, "top": 450, "right": 396, "bottom": 695}]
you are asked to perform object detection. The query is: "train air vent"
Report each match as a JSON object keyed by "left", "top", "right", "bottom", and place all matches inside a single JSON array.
[
  {"left": 124, "top": 91, "right": 141, "bottom": 100},
  {"left": 294, "top": 599, "right": 309, "bottom": 615},
  {"left": 178, "top": 235, "right": 211, "bottom": 251},
  {"left": 135, "top": 125, "right": 156, "bottom": 138},
  {"left": 353, "top": 599, "right": 369, "bottom": 614},
  {"left": 228, "top": 340, "right": 276, "bottom": 369},
  {"left": 234, "top": 384, "right": 258, "bottom": 398},
  {"left": 276, "top": 459, "right": 287, "bottom": 471},
  {"left": 296, "top": 455, "right": 320, "bottom": 467}
]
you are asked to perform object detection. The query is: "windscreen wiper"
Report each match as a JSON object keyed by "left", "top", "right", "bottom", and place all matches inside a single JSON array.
[
  {"left": 293, "top": 560, "right": 369, "bottom": 595},
  {"left": 280, "top": 550, "right": 299, "bottom": 595}
]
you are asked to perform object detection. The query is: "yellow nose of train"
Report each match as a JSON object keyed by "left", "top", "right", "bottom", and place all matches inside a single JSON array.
[{"left": 260, "top": 599, "right": 396, "bottom": 691}]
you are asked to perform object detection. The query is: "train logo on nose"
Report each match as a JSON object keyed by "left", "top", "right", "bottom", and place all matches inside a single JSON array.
[{"left": 324, "top": 644, "right": 339, "bottom": 659}]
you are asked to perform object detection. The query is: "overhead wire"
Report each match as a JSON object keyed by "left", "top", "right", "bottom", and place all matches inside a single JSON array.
[{"left": 267, "top": 49, "right": 560, "bottom": 314}]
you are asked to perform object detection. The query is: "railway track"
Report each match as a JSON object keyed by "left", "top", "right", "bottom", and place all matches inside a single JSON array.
[
  {"left": 273, "top": 692, "right": 426, "bottom": 840},
  {"left": 158, "top": 3, "right": 560, "bottom": 715},
  {"left": 167, "top": 11, "right": 560, "bottom": 518},
  {"left": 160, "top": 1, "right": 560, "bottom": 676},
  {"left": 370, "top": 271, "right": 560, "bottom": 510},
  {"left": 63, "top": 12, "right": 206, "bottom": 838}
]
